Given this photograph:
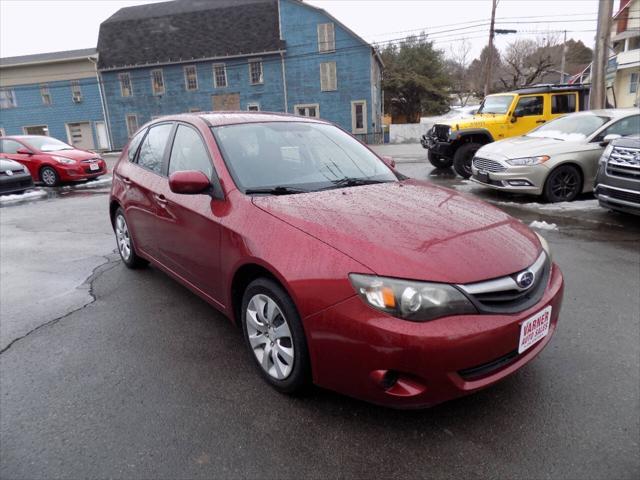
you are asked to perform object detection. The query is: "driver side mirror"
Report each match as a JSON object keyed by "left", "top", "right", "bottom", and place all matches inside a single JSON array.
[
  {"left": 510, "top": 113, "right": 520, "bottom": 123},
  {"left": 381, "top": 155, "right": 396, "bottom": 168},
  {"left": 16, "top": 148, "right": 32, "bottom": 155},
  {"left": 599, "top": 133, "right": 621, "bottom": 147},
  {"left": 169, "top": 170, "right": 211, "bottom": 195}
]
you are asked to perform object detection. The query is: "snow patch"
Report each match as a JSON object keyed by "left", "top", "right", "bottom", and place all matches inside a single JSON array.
[
  {"left": 529, "top": 220, "right": 558, "bottom": 231},
  {"left": 63, "top": 177, "right": 112, "bottom": 190},
  {"left": 493, "top": 199, "right": 601, "bottom": 211},
  {"left": 0, "top": 189, "right": 47, "bottom": 204}
]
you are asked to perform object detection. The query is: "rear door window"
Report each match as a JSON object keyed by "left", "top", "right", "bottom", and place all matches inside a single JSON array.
[
  {"left": 551, "top": 94, "right": 577, "bottom": 114},
  {"left": 168, "top": 125, "right": 213, "bottom": 177},
  {"left": 137, "top": 123, "right": 173, "bottom": 175},
  {"left": 600, "top": 115, "right": 640, "bottom": 138}
]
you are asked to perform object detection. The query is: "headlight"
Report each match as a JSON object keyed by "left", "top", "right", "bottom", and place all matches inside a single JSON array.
[
  {"left": 535, "top": 232, "right": 552, "bottom": 262},
  {"left": 599, "top": 144, "right": 614, "bottom": 165},
  {"left": 52, "top": 156, "right": 75, "bottom": 165},
  {"left": 349, "top": 274, "right": 476, "bottom": 322},
  {"left": 506, "top": 155, "right": 550, "bottom": 166}
]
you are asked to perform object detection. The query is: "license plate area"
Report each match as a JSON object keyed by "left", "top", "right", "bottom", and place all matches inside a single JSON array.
[
  {"left": 518, "top": 306, "right": 552, "bottom": 354},
  {"left": 476, "top": 170, "right": 490, "bottom": 183},
  {"left": 89, "top": 163, "right": 99, "bottom": 171}
]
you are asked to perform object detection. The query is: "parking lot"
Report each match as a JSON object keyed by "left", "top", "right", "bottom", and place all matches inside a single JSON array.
[{"left": 1, "top": 144, "right": 638, "bottom": 479}]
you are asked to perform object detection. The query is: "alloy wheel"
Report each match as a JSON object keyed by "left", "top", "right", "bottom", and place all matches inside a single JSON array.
[
  {"left": 245, "top": 294, "right": 295, "bottom": 380},
  {"left": 115, "top": 214, "right": 131, "bottom": 261},
  {"left": 41, "top": 168, "right": 57, "bottom": 186},
  {"left": 550, "top": 170, "right": 578, "bottom": 200}
]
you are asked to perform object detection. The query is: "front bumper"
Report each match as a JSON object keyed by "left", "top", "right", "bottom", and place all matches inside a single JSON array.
[
  {"left": 0, "top": 173, "right": 34, "bottom": 194},
  {"left": 56, "top": 160, "right": 108, "bottom": 182},
  {"left": 304, "top": 263, "right": 564, "bottom": 408},
  {"left": 470, "top": 163, "right": 548, "bottom": 195}
]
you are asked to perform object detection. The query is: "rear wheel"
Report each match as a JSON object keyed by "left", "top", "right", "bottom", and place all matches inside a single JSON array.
[
  {"left": 543, "top": 165, "right": 582, "bottom": 203},
  {"left": 428, "top": 150, "right": 453, "bottom": 169},
  {"left": 40, "top": 166, "right": 59, "bottom": 187},
  {"left": 241, "top": 278, "right": 310, "bottom": 394},
  {"left": 113, "top": 208, "right": 147, "bottom": 268},
  {"left": 452, "top": 142, "right": 481, "bottom": 178}
]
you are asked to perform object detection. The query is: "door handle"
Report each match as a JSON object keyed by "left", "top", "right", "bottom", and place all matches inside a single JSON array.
[
  {"left": 154, "top": 193, "right": 168, "bottom": 207},
  {"left": 119, "top": 174, "right": 132, "bottom": 185},
  {"left": 536, "top": 120, "right": 546, "bottom": 124}
]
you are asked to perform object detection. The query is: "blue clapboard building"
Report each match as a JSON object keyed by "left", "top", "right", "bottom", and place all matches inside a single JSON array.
[{"left": 97, "top": 0, "right": 384, "bottom": 149}]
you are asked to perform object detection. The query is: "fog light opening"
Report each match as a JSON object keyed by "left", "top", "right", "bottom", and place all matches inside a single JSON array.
[
  {"left": 508, "top": 179, "right": 533, "bottom": 187},
  {"left": 381, "top": 370, "right": 399, "bottom": 390}
]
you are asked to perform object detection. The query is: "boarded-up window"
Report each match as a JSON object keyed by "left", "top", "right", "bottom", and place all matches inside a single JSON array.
[
  {"left": 317, "top": 23, "right": 335, "bottom": 53},
  {"left": 320, "top": 62, "right": 337, "bottom": 91},
  {"left": 213, "top": 93, "right": 240, "bottom": 111}
]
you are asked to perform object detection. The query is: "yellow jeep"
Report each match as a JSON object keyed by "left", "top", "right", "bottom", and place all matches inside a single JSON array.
[{"left": 421, "top": 85, "right": 590, "bottom": 178}]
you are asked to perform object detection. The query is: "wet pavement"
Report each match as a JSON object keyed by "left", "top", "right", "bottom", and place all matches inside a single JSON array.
[{"left": 1, "top": 145, "right": 638, "bottom": 479}]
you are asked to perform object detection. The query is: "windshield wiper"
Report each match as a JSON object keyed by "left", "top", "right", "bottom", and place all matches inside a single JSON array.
[
  {"left": 245, "top": 186, "right": 308, "bottom": 195},
  {"left": 319, "top": 177, "right": 390, "bottom": 191}
]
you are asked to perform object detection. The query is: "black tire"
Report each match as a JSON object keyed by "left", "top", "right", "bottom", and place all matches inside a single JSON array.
[
  {"left": 113, "top": 207, "right": 147, "bottom": 268},
  {"left": 452, "top": 142, "right": 482, "bottom": 178},
  {"left": 241, "top": 278, "right": 311, "bottom": 394},
  {"left": 428, "top": 150, "right": 453, "bottom": 169},
  {"left": 40, "top": 166, "right": 60, "bottom": 187},
  {"left": 543, "top": 165, "right": 582, "bottom": 203}
]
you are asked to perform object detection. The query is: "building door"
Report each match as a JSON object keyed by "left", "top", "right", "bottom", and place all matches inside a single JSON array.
[
  {"left": 66, "top": 122, "right": 95, "bottom": 150},
  {"left": 351, "top": 100, "right": 367, "bottom": 134},
  {"left": 23, "top": 125, "right": 48, "bottom": 136},
  {"left": 212, "top": 93, "right": 240, "bottom": 111},
  {"left": 95, "top": 121, "right": 109, "bottom": 150}
]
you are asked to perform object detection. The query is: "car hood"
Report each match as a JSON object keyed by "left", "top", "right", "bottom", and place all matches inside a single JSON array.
[
  {"left": 42, "top": 149, "right": 98, "bottom": 161},
  {"left": 252, "top": 180, "right": 541, "bottom": 284},
  {"left": 0, "top": 158, "right": 25, "bottom": 170},
  {"left": 477, "top": 135, "right": 597, "bottom": 160}
]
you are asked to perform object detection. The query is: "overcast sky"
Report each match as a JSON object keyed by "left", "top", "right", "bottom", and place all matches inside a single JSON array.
[{"left": 1, "top": 0, "right": 600, "bottom": 60}]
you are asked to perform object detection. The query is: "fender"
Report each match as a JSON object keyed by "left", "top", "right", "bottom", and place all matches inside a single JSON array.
[{"left": 449, "top": 128, "right": 495, "bottom": 143}]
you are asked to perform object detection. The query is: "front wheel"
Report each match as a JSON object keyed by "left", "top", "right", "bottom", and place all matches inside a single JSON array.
[
  {"left": 428, "top": 150, "right": 453, "bottom": 169},
  {"left": 241, "top": 278, "right": 311, "bottom": 394},
  {"left": 40, "top": 166, "right": 60, "bottom": 187},
  {"left": 543, "top": 165, "right": 582, "bottom": 203},
  {"left": 452, "top": 142, "right": 481, "bottom": 178}
]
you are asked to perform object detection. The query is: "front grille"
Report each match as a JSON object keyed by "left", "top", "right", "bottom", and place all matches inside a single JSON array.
[
  {"left": 597, "top": 185, "right": 640, "bottom": 205},
  {"left": 473, "top": 157, "right": 507, "bottom": 173},
  {"left": 457, "top": 252, "right": 549, "bottom": 314},
  {"left": 0, "top": 169, "right": 25, "bottom": 176},
  {"left": 81, "top": 158, "right": 101, "bottom": 163},
  {"left": 607, "top": 146, "right": 640, "bottom": 180},
  {"left": 459, "top": 350, "right": 519, "bottom": 381},
  {"left": 432, "top": 124, "right": 451, "bottom": 141}
]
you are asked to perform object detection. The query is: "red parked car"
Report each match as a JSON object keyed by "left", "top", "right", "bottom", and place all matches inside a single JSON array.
[
  {"left": 109, "top": 112, "right": 564, "bottom": 408},
  {"left": 0, "top": 135, "right": 107, "bottom": 186}
]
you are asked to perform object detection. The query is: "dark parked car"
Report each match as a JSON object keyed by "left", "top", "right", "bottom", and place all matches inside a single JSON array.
[
  {"left": 0, "top": 155, "right": 34, "bottom": 195},
  {"left": 594, "top": 135, "right": 640, "bottom": 215},
  {"left": 110, "top": 112, "right": 563, "bottom": 408}
]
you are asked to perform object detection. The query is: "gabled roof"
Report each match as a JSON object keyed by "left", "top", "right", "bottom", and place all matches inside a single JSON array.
[
  {"left": 97, "top": 0, "right": 284, "bottom": 70},
  {"left": 0, "top": 48, "right": 97, "bottom": 68}
]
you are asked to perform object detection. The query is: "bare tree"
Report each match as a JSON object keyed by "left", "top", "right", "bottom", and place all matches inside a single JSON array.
[
  {"left": 447, "top": 38, "right": 473, "bottom": 106},
  {"left": 499, "top": 36, "right": 560, "bottom": 89}
]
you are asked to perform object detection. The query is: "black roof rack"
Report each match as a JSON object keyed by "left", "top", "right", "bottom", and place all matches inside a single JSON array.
[{"left": 509, "top": 83, "right": 591, "bottom": 95}]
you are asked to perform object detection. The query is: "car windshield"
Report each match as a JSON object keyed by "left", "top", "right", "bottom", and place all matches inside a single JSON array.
[
  {"left": 526, "top": 114, "right": 611, "bottom": 141},
  {"left": 477, "top": 95, "right": 514, "bottom": 114},
  {"left": 25, "top": 136, "right": 74, "bottom": 151},
  {"left": 212, "top": 122, "right": 397, "bottom": 193}
]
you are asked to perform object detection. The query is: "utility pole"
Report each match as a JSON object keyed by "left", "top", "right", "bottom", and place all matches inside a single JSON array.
[
  {"left": 591, "top": 0, "right": 614, "bottom": 109},
  {"left": 559, "top": 30, "right": 567, "bottom": 84},
  {"left": 483, "top": 0, "right": 498, "bottom": 97}
]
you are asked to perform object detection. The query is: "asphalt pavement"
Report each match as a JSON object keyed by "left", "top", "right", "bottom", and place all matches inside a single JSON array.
[{"left": 1, "top": 145, "right": 638, "bottom": 479}]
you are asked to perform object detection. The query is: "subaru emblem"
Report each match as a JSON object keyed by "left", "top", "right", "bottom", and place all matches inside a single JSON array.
[{"left": 516, "top": 270, "right": 535, "bottom": 289}]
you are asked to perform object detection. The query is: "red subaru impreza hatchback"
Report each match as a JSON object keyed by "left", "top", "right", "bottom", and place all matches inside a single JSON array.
[{"left": 110, "top": 112, "right": 564, "bottom": 408}]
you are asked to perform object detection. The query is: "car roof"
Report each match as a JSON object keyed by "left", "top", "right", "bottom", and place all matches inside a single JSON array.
[
  {"left": 569, "top": 108, "right": 638, "bottom": 119},
  {"left": 147, "top": 111, "right": 330, "bottom": 128}
]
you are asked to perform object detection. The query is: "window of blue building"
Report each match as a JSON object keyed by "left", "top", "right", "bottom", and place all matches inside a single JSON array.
[
  {"left": 40, "top": 84, "right": 52, "bottom": 105},
  {"left": 317, "top": 23, "right": 335, "bottom": 53},
  {"left": 249, "top": 59, "right": 263, "bottom": 85},
  {"left": 151, "top": 69, "right": 165, "bottom": 96},
  {"left": 184, "top": 65, "right": 198, "bottom": 91},
  {"left": 119, "top": 73, "right": 133, "bottom": 97},
  {"left": 213, "top": 64, "right": 227, "bottom": 88},
  {"left": 0, "top": 88, "right": 17, "bottom": 109}
]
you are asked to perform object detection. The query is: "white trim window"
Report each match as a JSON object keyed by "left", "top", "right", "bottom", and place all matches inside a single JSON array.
[
  {"left": 294, "top": 103, "right": 320, "bottom": 118},
  {"left": 126, "top": 114, "right": 139, "bottom": 138},
  {"left": 630, "top": 72, "right": 639, "bottom": 94},
  {"left": 249, "top": 59, "right": 264, "bottom": 85},
  {"left": 351, "top": 100, "right": 367, "bottom": 134},
  {"left": 184, "top": 65, "right": 198, "bottom": 91},
  {"left": 320, "top": 62, "right": 337, "bottom": 91},
  {"left": 119, "top": 73, "right": 133, "bottom": 97},
  {"left": 70, "top": 80, "right": 83, "bottom": 102},
  {"left": 247, "top": 103, "right": 260, "bottom": 111},
  {"left": 213, "top": 63, "right": 227, "bottom": 88},
  {"left": 0, "top": 88, "right": 17, "bottom": 109},
  {"left": 0, "top": 127, "right": 5, "bottom": 136},
  {"left": 151, "top": 69, "right": 165, "bottom": 95},
  {"left": 317, "top": 23, "right": 335, "bottom": 53},
  {"left": 40, "top": 84, "right": 52, "bottom": 105}
]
